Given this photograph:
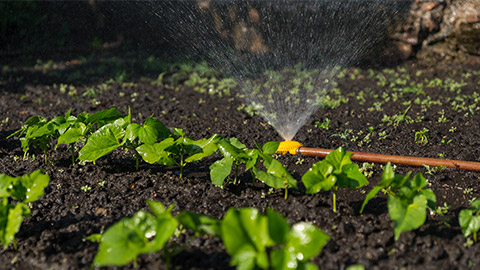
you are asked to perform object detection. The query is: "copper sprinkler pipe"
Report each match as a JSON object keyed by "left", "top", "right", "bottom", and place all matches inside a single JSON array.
[
  {"left": 275, "top": 141, "right": 480, "bottom": 172},
  {"left": 298, "top": 147, "right": 480, "bottom": 172}
]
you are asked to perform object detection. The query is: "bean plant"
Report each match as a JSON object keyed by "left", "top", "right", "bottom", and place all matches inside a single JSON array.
[
  {"left": 0, "top": 170, "right": 50, "bottom": 249},
  {"left": 91, "top": 200, "right": 178, "bottom": 267},
  {"left": 210, "top": 140, "right": 297, "bottom": 199},
  {"left": 89, "top": 201, "right": 329, "bottom": 270},
  {"left": 360, "top": 162, "right": 436, "bottom": 240},
  {"left": 302, "top": 147, "right": 368, "bottom": 212},
  {"left": 459, "top": 198, "right": 480, "bottom": 244},
  {"left": 221, "top": 208, "right": 329, "bottom": 270}
]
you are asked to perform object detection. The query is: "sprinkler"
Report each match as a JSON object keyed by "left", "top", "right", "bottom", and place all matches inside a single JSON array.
[{"left": 276, "top": 141, "right": 480, "bottom": 172}]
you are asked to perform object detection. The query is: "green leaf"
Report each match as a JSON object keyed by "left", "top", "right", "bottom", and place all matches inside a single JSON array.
[
  {"left": 8, "top": 115, "right": 45, "bottom": 139},
  {"left": 388, "top": 194, "right": 427, "bottom": 240},
  {"left": 3, "top": 203, "right": 28, "bottom": 249},
  {"left": 266, "top": 208, "right": 290, "bottom": 244},
  {"left": 287, "top": 222, "right": 330, "bottom": 261},
  {"left": 253, "top": 154, "right": 297, "bottom": 190},
  {"left": 85, "top": 108, "right": 125, "bottom": 126},
  {"left": 325, "top": 147, "right": 352, "bottom": 173},
  {"left": 230, "top": 245, "right": 258, "bottom": 270},
  {"left": 210, "top": 156, "right": 233, "bottom": 187},
  {"left": 262, "top": 141, "right": 280, "bottom": 155},
  {"left": 0, "top": 175, "right": 15, "bottom": 198},
  {"left": 125, "top": 123, "right": 141, "bottom": 142},
  {"left": 270, "top": 248, "right": 298, "bottom": 270},
  {"left": 221, "top": 208, "right": 271, "bottom": 270},
  {"left": 217, "top": 139, "right": 244, "bottom": 159},
  {"left": 177, "top": 211, "right": 221, "bottom": 237},
  {"left": 184, "top": 134, "right": 220, "bottom": 163},
  {"left": 420, "top": 189, "right": 437, "bottom": 211},
  {"left": 20, "top": 169, "right": 50, "bottom": 203},
  {"left": 144, "top": 117, "right": 171, "bottom": 140},
  {"left": 337, "top": 163, "right": 368, "bottom": 189},
  {"left": 146, "top": 200, "right": 166, "bottom": 217},
  {"left": 28, "top": 122, "right": 55, "bottom": 138},
  {"left": 78, "top": 124, "right": 125, "bottom": 162},
  {"left": 300, "top": 262, "right": 320, "bottom": 270},
  {"left": 253, "top": 168, "right": 284, "bottom": 189},
  {"left": 410, "top": 173, "right": 428, "bottom": 190},
  {"left": 459, "top": 209, "right": 480, "bottom": 239},
  {"left": 301, "top": 160, "right": 335, "bottom": 193},
  {"left": 228, "top": 137, "right": 247, "bottom": 151},
  {"left": 137, "top": 117, "right": 168, "bottom": 144},
  {"left": 379, "top": 162, "right": 395, "bottom": 186},
  {"left": 173, "top": 128, "right": 185, "bottom": 137},
  {"left": 471, "top": 199, "right": 480, "bottom": 210},
  {"left": 245, "top": 149, "right": 259, "bottom": 171},
  {"left": 56, "top": 122, "right": 87, "bottom": 147},
  {"left": 360, "top": 186, "right": 384, "bottom": 214},
  {"left": 136, "top": 138, "right": 175, "bottom": 164},
  {"left": 93, "top": 209, "right": 177, "bottom": 267}
]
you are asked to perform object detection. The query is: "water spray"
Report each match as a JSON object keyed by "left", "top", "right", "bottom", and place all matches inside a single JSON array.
[{"left": 276, "top": 141, "right": 480, "bottom": 172}]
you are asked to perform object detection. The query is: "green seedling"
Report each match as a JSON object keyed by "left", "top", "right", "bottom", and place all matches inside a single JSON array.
[
  {"left": 423, "top": 164, "right": 445, "bottom": 175},
  {"left": 90, "top": 202, "right": 327, "bottom": 269},
  {"left": 251, "top": 142, "right": 298, "bottom": 199},
  {"left": 0, "top": 170, "right": 50, "bottom": 249},
  {"left": 221, "top": 208, "right": 329, "bottom": 270},
  {"left": 360, "top": 163, "right": 436, "bottom": 240},
  {"left": 209, "top": 137, "right": 254, "bottom": 186},
  {"left": 170, "top": 129, "right": 220, "bottom": 178},
  {"left": 7, "top": 115, "right": 61, "bottom": 164},
  {"left": 9, "top": 108, "right": 127, "bottom": 165},
  {"left": 92, "top": 200, "right": 178, "bottom": 268},
  {"left": 315, "top": 118, "right": 331, "bottom": 130},
  {"left": 414, "top": 128, "right": 429, "bottom": 145},
  {"left": 302, "top": 147, "right": 368, "bottom": 212},
  {"left": 124, "top": 115, "right": 173, "bottom": 170},
  {"left": 210, "top": 140, "right": 296, "bottom": 199},
  {"left": 459, "top": 198, "right": 480, "bottom": 244},
  {"left": 136, "top": 128, "right": 220, "bottom": 177}
]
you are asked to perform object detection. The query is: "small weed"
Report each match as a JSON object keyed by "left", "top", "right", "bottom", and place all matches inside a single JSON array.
[
  {"left": 315, "top": 118, "right": 331, "bottom": 130},
  {"left": 433, "top": 202, "right": 450, "bottom": 216},
  {"left": 437, "top": 111, "right": 448, "bottom": 123},
  {"left": 295, "top": 158, "right": 305, "bottom": 165},
  {"left": 359, "top": 162, "right": 374, "bottom": 178},
  {"left": 81, "top": 185, "right": 92, "bottom": 192},
  {"left": 423, "top": 165, "right": 445, "bottom": 175},
  {"left": 415, "top": 128, "right": 429, "bottom": 145},
  {"left": 378, "top": 131, "right": 389, "bottom": 140},
  {"left": 331, "top": 129, "right": 353, "bottom": 140}
]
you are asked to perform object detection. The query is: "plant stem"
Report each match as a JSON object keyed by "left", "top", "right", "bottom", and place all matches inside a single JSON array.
[
  {"left": 332, "top": 186, "right": 338, "bottom": 212},
  {"left": 233, "top": 164, "right": 238, "bottom": 185},
  {"left": 179, "top": 150, "right": 184, "bottom": 178},
  {"left": 474, "top": 232, "right": 477, "bottom": 243},
  {"left": 284, "top": 187, "right": 288, "bottom": 200}
]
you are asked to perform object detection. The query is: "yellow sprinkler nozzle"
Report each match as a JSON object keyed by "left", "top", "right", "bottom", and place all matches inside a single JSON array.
[{"left": 276, "top": 140, "right": 303, "bottom": 155}]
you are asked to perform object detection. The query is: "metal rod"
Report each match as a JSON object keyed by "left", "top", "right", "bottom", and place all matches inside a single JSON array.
[{"left": 297, "top": 147, "right": 480, "bottom": 172}]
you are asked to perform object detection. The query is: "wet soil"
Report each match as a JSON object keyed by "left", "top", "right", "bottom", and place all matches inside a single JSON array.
[{"left": 0, "top": 53, "right": 480, "bottom": 270}]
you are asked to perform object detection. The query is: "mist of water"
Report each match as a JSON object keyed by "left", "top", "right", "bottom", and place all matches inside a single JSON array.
[{"left": 129, "top": 0, "right": 411, "bottom": 140}]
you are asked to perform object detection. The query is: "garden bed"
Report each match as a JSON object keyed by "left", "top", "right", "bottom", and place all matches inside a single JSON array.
[{"left": 1, "top": 52, "right": 480, "bottom": 269}]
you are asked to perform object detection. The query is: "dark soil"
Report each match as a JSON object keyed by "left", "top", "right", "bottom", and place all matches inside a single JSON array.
[{"left": 1, "top": 52, "right": 480, "bottom": 270}]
